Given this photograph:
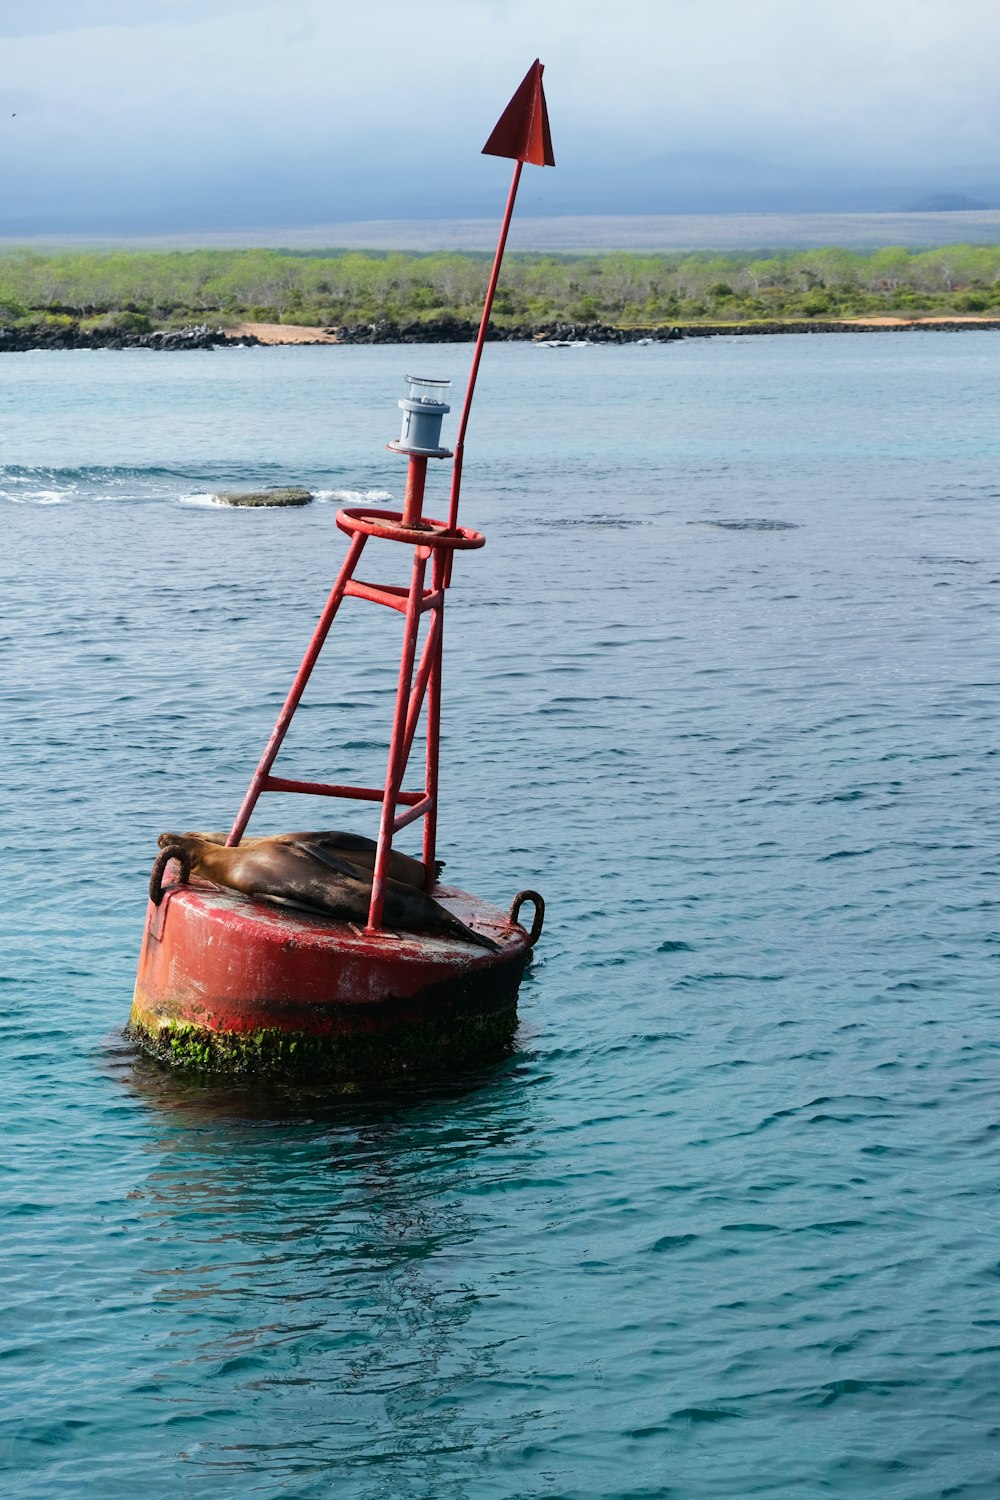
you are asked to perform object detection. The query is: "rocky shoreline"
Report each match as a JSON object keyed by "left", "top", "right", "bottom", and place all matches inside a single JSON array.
[
  {"left": 0, "top": 322, "right": 238, "bottom": 352},
  {"left": 3, "top": 315, "right": 1000, "bottom": 352},
  {"left": 329, "top": 317, "right": 685, "bottom": 344},
  {"left": 334, "top": 316, "right": 1000, "bottom": 342}
]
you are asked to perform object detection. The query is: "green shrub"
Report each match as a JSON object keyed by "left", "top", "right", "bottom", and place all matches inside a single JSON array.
[
  {"left": 82, "top": 311, "right": 153, "bottom": 334},
  {"left": 955, "top": 292, "right": 993, "bottom": 312}
]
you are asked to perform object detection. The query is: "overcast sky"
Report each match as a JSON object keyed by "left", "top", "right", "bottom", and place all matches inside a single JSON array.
[{"left": 3, "top": 0, "right": 999, "bottom": 233}]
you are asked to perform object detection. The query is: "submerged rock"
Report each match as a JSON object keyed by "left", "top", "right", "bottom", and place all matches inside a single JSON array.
[
  {"left": 697, "top": 518, "right": 800, "bottom": 531},
  {"left": 213, "top": 487, "right": 313, "bottom": 508}
]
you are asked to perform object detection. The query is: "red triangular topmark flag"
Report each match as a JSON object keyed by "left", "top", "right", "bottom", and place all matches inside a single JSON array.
[{"left": 482, "top": 59, "right": 555, "bottom": 167}]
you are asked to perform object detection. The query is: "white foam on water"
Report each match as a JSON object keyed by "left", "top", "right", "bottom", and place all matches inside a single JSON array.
[
  {"left": 313, "top": 488, "right": 394, "bottom": 504},
  {"left": 0, "top": 468, "right": 77, "bottom": 504},
  {"left": 2, "top": 488, "right": 74, "bottom": 505},
  {"left": 178, "top": 488, "right": 395, "bottom": 508}
]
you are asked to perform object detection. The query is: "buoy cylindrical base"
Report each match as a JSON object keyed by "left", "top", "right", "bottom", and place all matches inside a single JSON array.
[{"left": 128, "top": 879, "right": 529, "bottom": 1078}]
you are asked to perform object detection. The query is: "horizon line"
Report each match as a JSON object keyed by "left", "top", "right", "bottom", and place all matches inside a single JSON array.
[{"left": 3, "top": 210, "right": 1000, "bottom": 255}]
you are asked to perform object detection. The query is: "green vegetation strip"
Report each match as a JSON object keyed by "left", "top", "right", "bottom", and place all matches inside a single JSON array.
[{"left": 2, "top": 244, "right": 1000, "bottom": 330}]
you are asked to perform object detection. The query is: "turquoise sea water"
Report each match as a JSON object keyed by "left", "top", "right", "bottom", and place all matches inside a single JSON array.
[{"left": 1, "top": 334, "right": 999, "bottom": 1498}]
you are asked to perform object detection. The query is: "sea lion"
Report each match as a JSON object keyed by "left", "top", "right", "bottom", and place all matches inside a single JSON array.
[
  {"left": 156, "top": 832, "right": 499, "bottom": 951},
  {"left": 157, "top": 828, "right": 438, "bottom": 889}
]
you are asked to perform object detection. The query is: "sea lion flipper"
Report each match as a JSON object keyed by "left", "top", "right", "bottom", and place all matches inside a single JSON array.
[
  {"left": 258, "top": 892, "right": 330, "bottom": 916},
  {"left": 299, "top": 842, "right": 499, "bottom": 949},
  {"left": 292, "top": 842, "right": 367, "bottom": 882},
  {"left": 438, "top": 913, "right": 501, "bottom": 952},
  {"left": 309, "top": 830, "right": 377, "bottom": 855}
]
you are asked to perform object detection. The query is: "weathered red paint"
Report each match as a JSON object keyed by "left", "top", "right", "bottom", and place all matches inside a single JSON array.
[
  {"left": 134, "top": 867, "right": 529, "bottom": 1036},
  {"left": 402, "top": 454, "right": 427, "bottom": 527}
]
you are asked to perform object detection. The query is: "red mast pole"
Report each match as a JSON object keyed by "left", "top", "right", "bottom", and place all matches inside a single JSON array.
[
  {"left": 448, "top": 58, "right": 555, "bottom": 534},
  {"left": 408, "top": 61, "right": 555, "bottom": 899},
  {"left": 447, "top": 158, "right": 522, "bottom": 533}
]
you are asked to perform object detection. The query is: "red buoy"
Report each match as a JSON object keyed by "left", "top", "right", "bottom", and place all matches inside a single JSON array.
[
  {"left": 127, "top": 67, "right": 554, "bottom": 1077},
  {"left": 131, "top": 871, "right": 541, "bottom": 1076}
]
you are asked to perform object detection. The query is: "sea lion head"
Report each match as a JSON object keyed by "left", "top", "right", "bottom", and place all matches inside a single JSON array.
[{"left": 158, "top": 830, "right": 225, "bottom": 849}]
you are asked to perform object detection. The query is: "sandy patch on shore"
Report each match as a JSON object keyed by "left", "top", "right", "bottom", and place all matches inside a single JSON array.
[
  {"left": 840, "top": 315, "right": 1000, "bottom": 327},
  {"left": 224, "top": 321, "right": 340, "bottom": 344}
]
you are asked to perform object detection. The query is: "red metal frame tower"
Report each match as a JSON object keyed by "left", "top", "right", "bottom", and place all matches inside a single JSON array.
[{"left": 225, "top": 62, "right": 555, "bottom": 936}]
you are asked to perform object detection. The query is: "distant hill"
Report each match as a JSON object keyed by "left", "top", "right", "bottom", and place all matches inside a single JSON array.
[
  {"left": 540, "top": 154, "right": 1000, "bottom": 218},
  {"left": 902, "top": 193, "right": 994, "bottom": 213},
  {"left": 8, "top": 143, "right": 1000, "bottom": 235}
]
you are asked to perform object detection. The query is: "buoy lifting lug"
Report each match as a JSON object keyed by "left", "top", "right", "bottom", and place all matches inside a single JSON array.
[
  {"left": 508, "top": 890, "right": 545, "bottom": 947},
  {"left": 150, "top": 846, "right": 191, "bottom": 906}
]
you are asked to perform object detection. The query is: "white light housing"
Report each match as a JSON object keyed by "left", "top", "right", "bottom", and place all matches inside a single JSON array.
[{"left": 393, "top": 374, "right": 452, "bottom": 456}]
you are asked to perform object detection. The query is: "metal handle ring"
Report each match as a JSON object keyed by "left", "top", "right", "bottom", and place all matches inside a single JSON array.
[
  {"left": 149, "top": 845, "right": 191, "bottom": 906},
  {"left": 508, "top": 889, "right": 545, "bottom": 948}
]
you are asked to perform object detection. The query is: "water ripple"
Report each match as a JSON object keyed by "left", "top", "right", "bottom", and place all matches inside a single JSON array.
[{"left": 1, "top": 337, "right": 998, "bottom": 1498}]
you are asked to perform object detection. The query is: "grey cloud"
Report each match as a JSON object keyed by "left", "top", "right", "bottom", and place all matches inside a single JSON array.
[{"left": 4, "top": 0, "right": 1000, "bottom": 233}]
